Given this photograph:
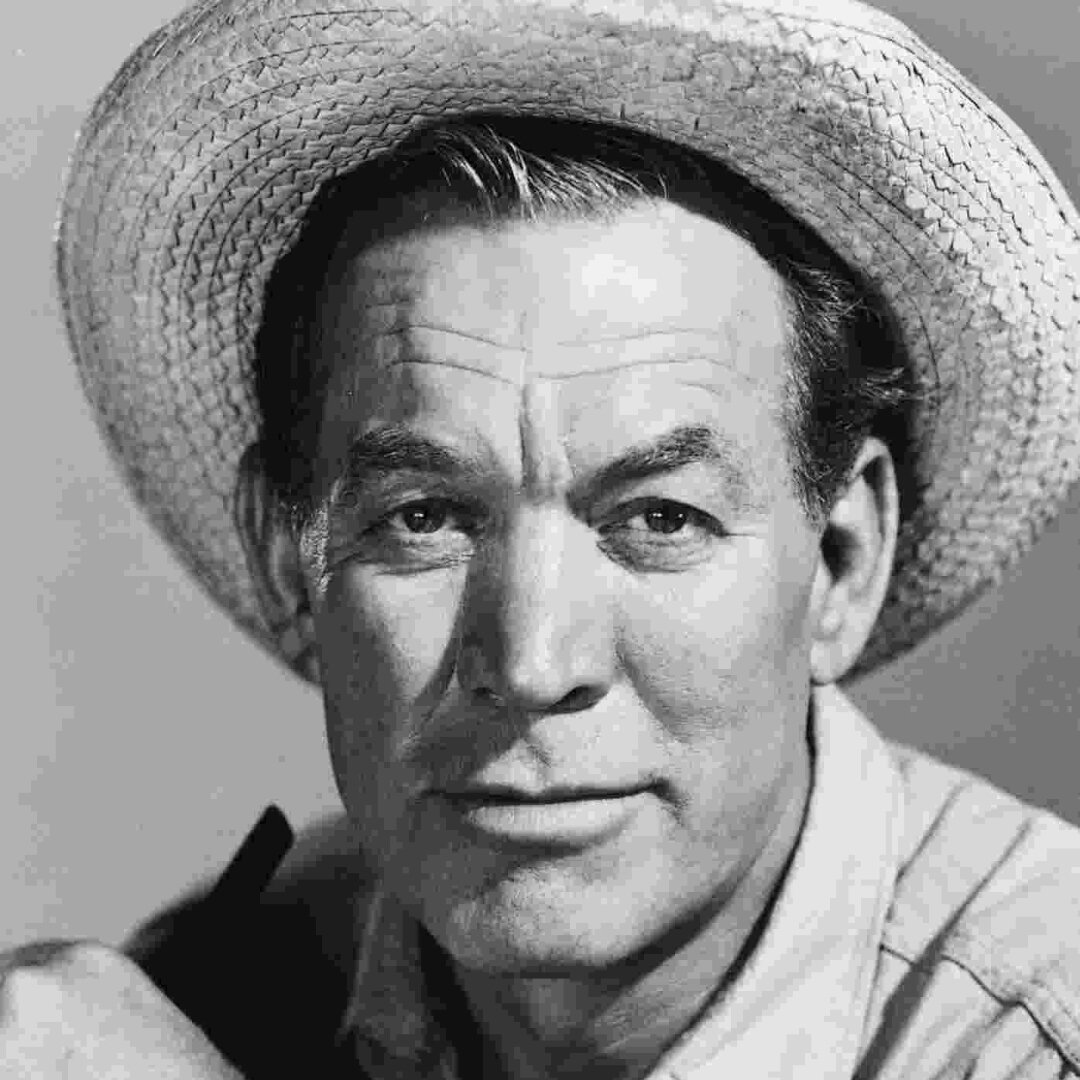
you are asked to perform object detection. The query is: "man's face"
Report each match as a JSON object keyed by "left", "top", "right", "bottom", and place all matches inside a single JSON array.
[{"left": 303, "top": 199, "right": 822, "bottom": 975}]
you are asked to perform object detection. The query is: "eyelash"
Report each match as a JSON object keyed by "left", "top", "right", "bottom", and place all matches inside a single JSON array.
[
  {"left": 328, "top": 495, "right": 723, "bottom": 576},
  {"left": 349, "top": 494, "right": 725, "bottom": 557},
  {"left": 369, "top": 498, "right": 483, "bottom": 539},
  {"left": 359, "top": 496, "right": 722, "bottom": 538},
  {"left": 600, "top": 498, "right": 725, "bottom": 538}
]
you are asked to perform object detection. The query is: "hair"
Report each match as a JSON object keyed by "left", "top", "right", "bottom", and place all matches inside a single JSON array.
[{"left": 253, "top": 116, "right": 916, "bottom": 523}]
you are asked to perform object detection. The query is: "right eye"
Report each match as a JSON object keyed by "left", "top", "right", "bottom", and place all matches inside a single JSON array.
[
  {"left": 341, "top": 497, "right": 484, "bottom": 572},
  {"left": 387, "top": 500, "right": 457, "bottom": 535}
]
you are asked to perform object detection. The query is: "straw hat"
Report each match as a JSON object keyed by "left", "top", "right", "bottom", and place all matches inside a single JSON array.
[{"left": 56, "top": 0, "right": 1080, "bottom": 679}]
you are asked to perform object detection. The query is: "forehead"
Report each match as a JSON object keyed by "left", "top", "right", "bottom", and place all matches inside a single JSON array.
[
  {"left": 325, "top": 200, "right": 788, "bottom": 378},
  {"left": 314, "top": 199, "right": 793, "bottom": 484}
]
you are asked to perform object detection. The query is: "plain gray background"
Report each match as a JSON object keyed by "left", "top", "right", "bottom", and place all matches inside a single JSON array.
[{"left": 3, "top": 0, "right": 1079, "bottom": 950}]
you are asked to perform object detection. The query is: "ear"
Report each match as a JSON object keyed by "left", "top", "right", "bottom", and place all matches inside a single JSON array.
[
  {"left": 234, "top": 445, "right": 320, "bottom": 683},
  {"left": 808, "top": 436, "right": 899, "bottom": 685}
]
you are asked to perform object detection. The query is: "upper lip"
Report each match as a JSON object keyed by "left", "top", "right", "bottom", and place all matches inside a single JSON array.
[{"left": 438, "top": 784, "right": 648, "bottom": 804}]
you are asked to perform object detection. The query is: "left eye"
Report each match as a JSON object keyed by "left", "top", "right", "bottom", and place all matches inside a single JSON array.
[
  {"left": 596, "top": 499, "right": 723, "bottom": 569},
  {"left": 640, "top": 503, "right": 693, "bottom": 534},
  {"left": 615, "top": 499, "right": 716, "bottom": 536}
]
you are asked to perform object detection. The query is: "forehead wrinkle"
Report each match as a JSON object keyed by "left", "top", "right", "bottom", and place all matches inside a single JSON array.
[
  {"left": 518, "top": 381, "right": 571, "bottom": 496},
  {"left": 385, "top": 357, "right": 522, "bottom": 388},
  {"left": 530, "top": 324, "right": 771, "bottom": 382},
  {"left": 534, "top": 356, "right": 722, "bottom": 382},
  {"left": 365, "top": 320, "right": 528, "bottom": 387},
  {"left": 677, "top": 371, "right": 785, "bottom": 402},
  {"left": 549, "top": 327, "right": 724, "bottom": 346},
  {"left": 383, "top": 321, "right": 529, "bottom": 353},
  {"left": 356, "top": 297, "right": 414, "bottom": 310}
]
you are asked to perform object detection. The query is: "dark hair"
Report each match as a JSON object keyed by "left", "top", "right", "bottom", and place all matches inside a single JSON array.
[{"left": 254, "top": 117, "right": 915, "bottom": 522}]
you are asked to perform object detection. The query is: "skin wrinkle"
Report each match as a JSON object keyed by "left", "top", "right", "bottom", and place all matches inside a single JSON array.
[
  {"left": 342, "top": 209, "right": 773, "bottom": 383},
  {"left": 321, "top": 312, "right": 777, "bottom": 501},
  {"left": 384, "top": 322, "right": 529, "bottom": 353},
  {"left": 518, "top": 382, "right": 571, "bottom": 498},
  {"left": 366, "top": 324, "right": 756, "bottom": 385},
  {"left": 388, "top": 356, "right": 522, "bottom": 387},
  {"left": 325, "top": 421, "right": 766, "bottom": 537},
  {"left": 386, "top": 352, "right": 727, "bottom": 382},
  {"left": 374, "top": 315, "right": 746, "bottom": 350},
  {"left": 356, "top": 274, "right": 752, "bottom": 346}
]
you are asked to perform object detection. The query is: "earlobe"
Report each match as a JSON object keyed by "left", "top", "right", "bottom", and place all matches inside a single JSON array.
[
  {"left": 235, "top": 445, "right": 321, "bottom": 683},
  {"left": 809, "top": 437, "right": 899, "bottom": 685}
]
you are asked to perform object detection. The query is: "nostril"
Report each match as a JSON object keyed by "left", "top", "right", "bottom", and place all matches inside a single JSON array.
[
  {"left": 472, "top": 686, "right": 506, "bottom": 707},
  {"left": 456, "top": 621, "right": 612, "bottom": 715},
  {"left": 552, "top": 684, "right": 605, "bottom": 713}
]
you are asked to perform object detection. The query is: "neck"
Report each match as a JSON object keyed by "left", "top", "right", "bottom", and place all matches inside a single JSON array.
[{"left": 453, "top": 744, "right": 812, "bottom": 1080}]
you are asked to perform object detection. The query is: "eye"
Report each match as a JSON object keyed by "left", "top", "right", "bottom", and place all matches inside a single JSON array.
[
  {"left": 376, "top": 497, "right": 480, "bottom": 539},
  {"left": 641, "top": 503, "right": 692, "bottom": 534},
  {"left": 395, "top": 501, "right": 452, "bottom": 534},
  {"left": 324, "top": 494, "right": 485, "bottom": 574},
  {"left": 613, "top": 499, "right": 718, "bottom": 537},
  {"left": 597, "top": 498, "right": 725, "bottom": 571}
]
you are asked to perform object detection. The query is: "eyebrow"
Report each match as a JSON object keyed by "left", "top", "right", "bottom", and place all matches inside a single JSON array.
[
  {"left": 327, "top": 426, "right": 479, "bottom": 508},
  {"left": 571, "top": 424, "right": 757, "bottom": 510},
  {"left": 329, "top": 422, "right": 757, "bottom": 508}
]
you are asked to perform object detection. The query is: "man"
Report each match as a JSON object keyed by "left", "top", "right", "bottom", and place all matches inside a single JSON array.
[{"left": 6, "top": 0, "right": 1080, "bottom": 1077}]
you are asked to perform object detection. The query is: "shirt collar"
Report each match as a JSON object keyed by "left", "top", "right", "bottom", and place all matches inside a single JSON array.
[
  {"left": 340, "top": 684, "right": 906, "bottom": 1080},
  {"left": 653, "top": 683, "right": 906, "bottom": 1078},
  {"left": 338, "top": 887, "right": 458, "bottom": 1079}
]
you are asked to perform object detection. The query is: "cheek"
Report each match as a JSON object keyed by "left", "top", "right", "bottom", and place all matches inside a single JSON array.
[
  {"left": 316, "top": 566, "right": 465, "bottom": 795},
  {"left": 620, "top": 545, "right": 813, "bottom": 729},
  {"left": 616, "top": 545, "right": 814, "bottom": 841}
]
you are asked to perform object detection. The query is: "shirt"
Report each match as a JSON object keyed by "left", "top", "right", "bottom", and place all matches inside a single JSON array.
[{"left": 337, "top": 684, "right": 1080, "bottom": 1079}]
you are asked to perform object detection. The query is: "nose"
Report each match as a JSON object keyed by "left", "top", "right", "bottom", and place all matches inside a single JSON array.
[{"left": 457, "top": 507, "right": 615, "bottom": 714}]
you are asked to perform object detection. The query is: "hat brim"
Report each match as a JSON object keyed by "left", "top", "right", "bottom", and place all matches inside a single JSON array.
[{"left": 56, "top": 0, "right": 1080, "bottom": 680}]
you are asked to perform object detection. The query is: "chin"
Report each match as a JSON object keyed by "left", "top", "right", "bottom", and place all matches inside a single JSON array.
[
  {"left": 439, "top": 923, "right": 639, "bottom": 979},
  {"left": 423, "top": 876, "right": 667, "bottom": 978}
]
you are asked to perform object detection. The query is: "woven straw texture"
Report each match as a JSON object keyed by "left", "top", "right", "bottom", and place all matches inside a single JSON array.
[{"left": 56, "top": 0, "right": 1080, "bottom": 679}]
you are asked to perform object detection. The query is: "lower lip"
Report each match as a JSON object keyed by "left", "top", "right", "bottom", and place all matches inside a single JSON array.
[{"left": 439, "top": 792, "right": 648, "bottom": 846}]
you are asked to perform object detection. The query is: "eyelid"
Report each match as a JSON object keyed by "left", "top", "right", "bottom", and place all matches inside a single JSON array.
[
  {"left": 595, "top": 495, "right": 725, "bottom": 532},
  {"left": 365, "top": 496, "right": 496, "bottom": 550},
  {"left": 377, "top": 495, "right": 483, "bottom": 527},
  {"left": 324, "top": 493, "right": 484, "bottom": 574},
  {"left": 578, "top": 460, "right": 729, "bottom": 507},
  {"left": 331, "top": 476, "right": 473, "bottom": 517}
]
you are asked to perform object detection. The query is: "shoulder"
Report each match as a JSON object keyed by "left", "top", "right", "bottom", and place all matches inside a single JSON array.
[
  {"left": 872, "top": 742, "right": 1080, "bottom": 1074},
  {"left": 125, "top": 810, "right": 373, "bottom": 1080},
  {"left": 127, "top": 809, "right": 371, "bottom": 977},
  {"left": 260, "top": 809, "right": 372, "bottom": 973}
]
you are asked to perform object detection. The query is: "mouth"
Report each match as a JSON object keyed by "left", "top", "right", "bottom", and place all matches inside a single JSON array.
[
  {"left": 435, "top": 784, "right": 652, "bottom": 846},
  {"left": 443, "top": 783, "right": 648, "bottom": 804}
]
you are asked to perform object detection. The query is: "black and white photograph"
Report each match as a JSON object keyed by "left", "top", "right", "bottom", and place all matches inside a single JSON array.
[{"left": 4, "top": 0, "right": 1080, "bottom": 1076}]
